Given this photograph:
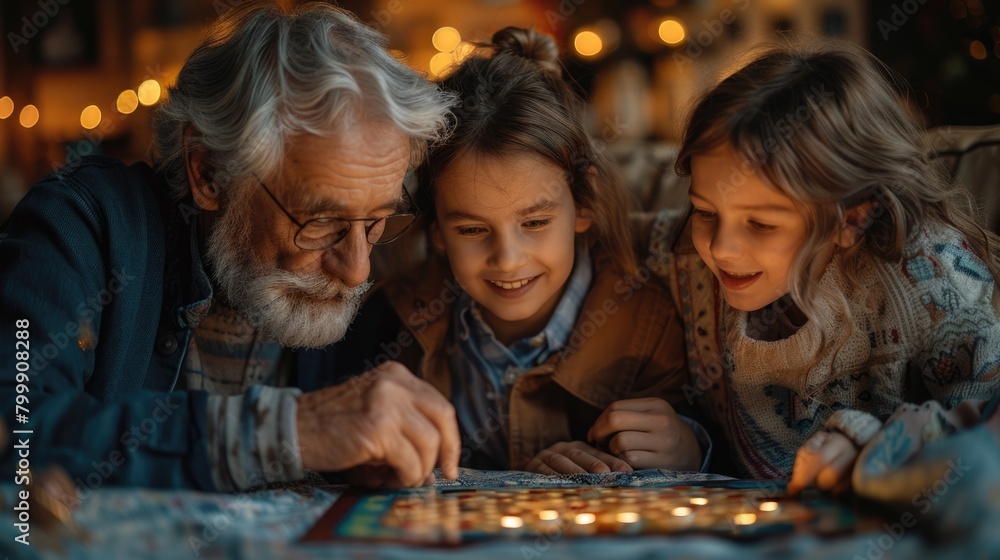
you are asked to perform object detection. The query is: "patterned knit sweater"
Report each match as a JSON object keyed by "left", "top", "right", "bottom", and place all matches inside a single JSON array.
[{"left": 649, "top": 210, "right": 1000, "bottom": 479}]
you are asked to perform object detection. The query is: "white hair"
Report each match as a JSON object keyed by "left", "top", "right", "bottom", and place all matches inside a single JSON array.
[{"left": 152, "top": 1, "right": 454, "bottom": 197}]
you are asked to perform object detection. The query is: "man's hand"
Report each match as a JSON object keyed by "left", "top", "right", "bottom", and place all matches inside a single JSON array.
[
  {"left": 587, "top": 398, "right": 702, "bottom": 471},
  {"left": 295, "top": 361, "right": 459, "bottom": 487},
  {"left": 787, "top": 430, "right": 858, "bottom": 496},
  {"left": 524, "top": 441, "right": 633, "bottom": 475}
]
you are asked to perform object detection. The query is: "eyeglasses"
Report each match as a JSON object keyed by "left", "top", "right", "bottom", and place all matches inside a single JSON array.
[{"left": 254, "top": 174, "right": 420, "bottom": 251}]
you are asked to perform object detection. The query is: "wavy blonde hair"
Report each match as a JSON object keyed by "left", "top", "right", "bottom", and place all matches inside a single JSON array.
[{"left": 676, "top": 41, "right": 1000, "bottom": 364}]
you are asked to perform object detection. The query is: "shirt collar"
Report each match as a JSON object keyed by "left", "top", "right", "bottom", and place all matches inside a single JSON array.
[{"left": 456, "top": 244, "right": 593, "bottom": 366}]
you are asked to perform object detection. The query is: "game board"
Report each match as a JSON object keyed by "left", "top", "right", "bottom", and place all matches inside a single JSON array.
[{"left": 302, "top": 480, "right": 871, "bottom": 546}]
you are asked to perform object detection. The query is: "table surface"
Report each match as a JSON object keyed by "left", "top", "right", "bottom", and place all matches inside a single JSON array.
[{"left": 0, "top": 468, "right": 990, "bottom": 559}]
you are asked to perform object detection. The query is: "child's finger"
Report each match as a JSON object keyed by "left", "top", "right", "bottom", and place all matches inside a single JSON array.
[
  {"left": 607, "top": 431, "right": 657, "bottom": 455},
  {"left": 541, "top": 450, "right": 592, "bottom": 474},
  {"left": 524, "top": 456, "right": 559, "bottom": 476},
  {"left": 591, "top": 410, "right": 668, "bottom": 442},
  {"left": 815, "top": 441, "right": 858, "bottom": 491},
  {"left": 787, "top": 431, "right": 830, "bottom": 495}
]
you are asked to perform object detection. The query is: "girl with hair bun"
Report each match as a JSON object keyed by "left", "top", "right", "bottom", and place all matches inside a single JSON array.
[{"left": 345, "top": 27, "right": 708, "bottom": 474}]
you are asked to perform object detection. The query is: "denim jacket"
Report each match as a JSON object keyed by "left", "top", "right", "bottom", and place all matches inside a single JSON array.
[{"left": 0, "top": 157, "right": 339, "bottom": 490}]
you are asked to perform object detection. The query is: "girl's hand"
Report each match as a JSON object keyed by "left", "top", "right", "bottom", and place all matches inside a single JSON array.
[
  {"left": 524, "top": 441, "right": 633, "bottom": 475},
  {"left": 587, "top": 398, "right": 702, "bottom": 471},
  {"left": 788, "top": 430, "right": 859, "bottom": 496}
]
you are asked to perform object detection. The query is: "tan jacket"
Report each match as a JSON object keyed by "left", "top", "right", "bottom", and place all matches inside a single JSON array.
[{"left": 379, "top": 247, "right": 689, "bottom": 469}]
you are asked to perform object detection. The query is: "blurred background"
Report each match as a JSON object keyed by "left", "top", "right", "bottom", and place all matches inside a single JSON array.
[{"left": 0, "top": 0, "right": 998, "bottom": 221}]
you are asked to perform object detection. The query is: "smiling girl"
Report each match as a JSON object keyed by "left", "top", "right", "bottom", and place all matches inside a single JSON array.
[
  {"left": 343, "top": 27, "right": 708, "bottom": 474},
  {"left": 648, "top": 43, "right": 1000, "bottom": 490}
]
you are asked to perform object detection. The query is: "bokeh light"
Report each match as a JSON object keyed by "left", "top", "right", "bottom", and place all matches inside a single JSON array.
[
  {"left": 574, "top": 30, "right": 603, "bottom": 57},
  {"left": 117, "top": 90, "right": 139, "bottom": 114},
  {"left": 80, "top": 105, "right": 102, "bottom": 129},
  {"left": 19, "top": 105, "right": 39, "bottom": 128}
]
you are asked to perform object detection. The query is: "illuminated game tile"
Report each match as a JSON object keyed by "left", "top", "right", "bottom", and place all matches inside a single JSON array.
[
  {"left": 500, "top": 516, "right": 523, "bottom": 529},
  {"left": 616, "top": 512, "right": 640, "bottom": 524}
]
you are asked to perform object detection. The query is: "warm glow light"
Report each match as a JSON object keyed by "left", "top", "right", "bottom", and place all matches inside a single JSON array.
[
  {"left": 575, "top": 513, "right": 596, "bottom": 525},
  {"left": 671, "top": 507, "right": 693, "bottom": 517},
  {"left": 734, "top": 513, "right": 757, "bottom": 525},
  {"left": 574, "top": 30, "right": 603, "bottom": 57},
  {"left": 432, "top": 27, "right": 462, "bottom": 52},
  {"left": 429, "top": 52, "right": 455, "bottom": 77},
  {"left": 80, "top": 105, "right": 102, "bottom": 129},
  {"left": 971, "top": 40, "right": 988, "bottom": 60},
  {"left": 19, "top": 104, "right": 39, "bottom": 128},
  {"left": 689, "top": 497, "right": 709, "bottom": 506},
  {"left": 759, "top": 501, "right": 779, "bottom": 512},
  {"left": 616, "top": 512, "right": 640, "bottom": 523},
  {"left": 500, "top": 516, "right": 524, "bottom": 529},
  {"left": 539, "top": 510, "right": 559, "bottom": 521},
  {"left": 658, "top": 19, "right": 686, "bottom": 45},
  {"left": 117, "top": 90, "right": 139, "bottom": 114},
  {"left": 137, "top": 80, "right": 162, "bottom": 106},
  {"left": 0, "top": 96, "right": 13, "bottom": 119},
  {"left": 453, "top": 41, "right": 476, "bottom": 64}
]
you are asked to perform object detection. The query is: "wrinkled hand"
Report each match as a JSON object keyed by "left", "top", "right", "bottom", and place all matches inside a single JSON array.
[
  {"left": 787, "top": 430, "right": 858, "bottom": 496},
  {"left": 296, "top": 361, "right": 459, "bottom": 488},
  {"left": 525, "top": 441, "right": 633, "bottom": 475},
  {"left": 587, "top": 398, "right": 701, "bottom": 471}
]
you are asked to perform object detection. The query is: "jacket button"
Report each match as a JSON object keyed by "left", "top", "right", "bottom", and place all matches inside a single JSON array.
[{"left": 157, "top": 333, "right": 178, "bottom": 355}]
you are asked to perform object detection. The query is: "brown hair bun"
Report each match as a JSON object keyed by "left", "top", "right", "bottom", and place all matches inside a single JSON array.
[{"left": 491, "top": 26, "right": 561, "bottom": 76}]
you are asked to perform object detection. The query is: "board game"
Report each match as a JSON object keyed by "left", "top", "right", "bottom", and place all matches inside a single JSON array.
[{"left": 303, "top": 481, "right": 870, "bottom": 546}]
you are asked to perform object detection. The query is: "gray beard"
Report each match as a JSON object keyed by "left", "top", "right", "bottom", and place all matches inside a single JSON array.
[{"left": 204, "top": 199, "right": 372, "bottom": 349}]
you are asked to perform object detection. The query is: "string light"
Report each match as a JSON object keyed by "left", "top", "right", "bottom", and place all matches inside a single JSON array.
[
  {"left": 19, "top": 105, "right": 39, "bottom": 128},
  {"left": 80, "top": 105, "right": 102, "bottom": 130},
  {"left": 574, "top": 30, "right": 603, "bottom": 57},
  {"left": 429, "top": 52, "right": 455, "bottom": 77},
  {"left": 137, "top": 80, "right": 161, "bottom": 106},
  {"left": 432, "top": 27, "right": 461, "bottom": 52},
  {"left": 117, "top": 90, "right": 139, "bottom": 114},
  {"left": 3, "top": 77, "right": 163, "bottom": 132},
  {"left": 658, "top": 19, "right": 686, "bottom": 45},
  {"left": 0, "top": 96, "right": 13, "bottom": 119}
]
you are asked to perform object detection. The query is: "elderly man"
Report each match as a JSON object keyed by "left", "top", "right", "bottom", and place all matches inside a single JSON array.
[{"left": 0, "top": 2, "right": 459, "bottom": 491}]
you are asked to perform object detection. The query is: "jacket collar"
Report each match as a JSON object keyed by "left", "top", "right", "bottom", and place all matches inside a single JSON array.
[
  {"left": 156, "top": 176, "right": 213, "bottom": 330},
  {"left": 384, "top": 247, "right": 671, "bottom": 409}
]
